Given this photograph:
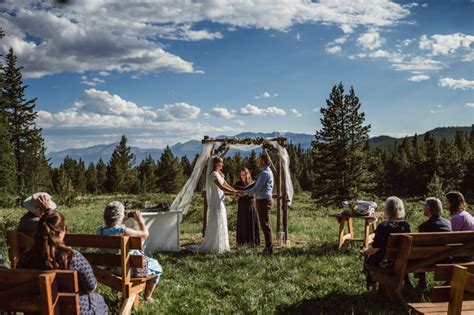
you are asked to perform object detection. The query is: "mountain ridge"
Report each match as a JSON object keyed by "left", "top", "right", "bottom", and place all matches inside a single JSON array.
[{"left": 46, "top": 126, "right": 472, "bottom": 166}]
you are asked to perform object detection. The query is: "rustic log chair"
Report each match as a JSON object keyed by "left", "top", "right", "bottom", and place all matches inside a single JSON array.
[
  {"left": 408, "top": 264, "right": 474, "bottom": 314},
  {"left": 0, "top": 268, "right": 80, "bottom": 315},
  {"left": 365, "top": 231, "right": 474, "bottom": 305},
  {"left": 7, "top": 231, "right": 158, "bottom": 315}
]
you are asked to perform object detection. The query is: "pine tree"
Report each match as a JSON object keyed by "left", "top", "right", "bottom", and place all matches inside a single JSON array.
[
  {"left": 85, "top": 162, "right": 99, "bottom": 194},
  {"left": 426, "top": 172, "right": 444, "bottom": 200},
  {"left": 421, "top": 132, "right": 439, "bottom": 194},
  {"left": 2, "top": 47, "right": 49, "bottom": 194},
  {"left": 138, "top": 155, "right": 157, "bottom": 193},
  {"left": 155, "top": 146, "right": 184, "bottom": 193},
  {"left": 106, "top": 135, "right": 135, "bottom": 193},
  {"left": 311, "top": 83, "right": 371, "bottom": 205},
  {"left": 56, "top": 168, "right": 77, "bottom": 206},
  {"left": 96, "top": 159, "right": 108, "bottom": 193},
  {"left": 180, "top": 156, "right": 193, "bottom": 178},
  {"left": 437, "top": 138, "right": 465, "bottom": 191},
  {"left": 246, "top": 150, "right": 259, "bottom": 179},
  {"left": 0, "top": 114, "right": 17, "bottom": 206},
  {"left": 0, "top": 29, "right": 17, "bottom": 205},
  {"left": 74, "top": 159, "right": 87, "bottom": 194}
]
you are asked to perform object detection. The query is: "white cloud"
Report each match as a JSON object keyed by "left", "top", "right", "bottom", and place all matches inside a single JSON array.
[
  {"left": 403, "top": 3, "right": 419, "bottom": 8},
  {"left": 401, "top": 39, "right": 414, "bottom": 47},
  {"left": 155, "top": 103, "right": 201, "bottom": 121},
  {"left": 98, "top": 71, "right": 110, "bottom": 76},
  {"left": 210, "top": 107, "right": 236, "bottom": 118},
  {"left": 419, "top": 33, "right": 474, "bottom": 56},
  {"left": 81, "top": 77, "right": 105, "bottom": 87},
  {"left": 36, "top": 89, "right": 237, "bottom": 151},
  {"left": 290, "top": 108, "right": 302, "bottom": 117},
  {"left": 439, "top": 77, "right": 474, "bottom": 90},
  {"left": 392, "top": 56, "right": 445, "bottom": 72},
  {"left": 254, "top": 91, "right": 278, "bottom": 99},
  {"left": 357, "top": 29, "right": 385, "bottom": 50},
  {"left": 340, "top": 24, "right": 354, "bottom": 34},
  {"left": 0, "top": 0, "right": 411, "bottom": 78},
  {"left": 296, "top": 32, "right": 301, "bottom": 41},
  {"left": 313, "top": 107, "right": 321, "bottom": 112},
  {"left": 462, "top": 51, "right": 474, "bottom": 62},
  {"left": 239, "top": 104, "right": 286, "bottom": 116},
  {"left": 326, "top": 46, "right": 342, "bottom": 54},
  {"left": 430, "top": 105, "right": 444, "bottom": 114},
  {"left": 465, "top": 103, "right": 474, "bottom": 108},
  {"left": 408, "top": 74, "right": 430, "bottom": 81},
  {"left": 367, "top": 49, "right": 404, "bottom": 62},
  {"left": 235, "top": 120, "right": 246, "bottom": 126}
]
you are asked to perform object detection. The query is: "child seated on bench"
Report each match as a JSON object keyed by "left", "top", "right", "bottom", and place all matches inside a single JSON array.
[
  {"left": 363, "top": 196, "right": 411, "bottom": 290},
  {"left": 98, "top": 201, "right": 162, "bottom": 301}
]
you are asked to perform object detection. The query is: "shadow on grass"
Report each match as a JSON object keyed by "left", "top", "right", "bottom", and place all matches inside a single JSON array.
[
  {"left": 276, "top": 291, "right": 408, "bottom": 315},
  {"left": 277, "top": 242, "right": 360, "bottom": 257}
]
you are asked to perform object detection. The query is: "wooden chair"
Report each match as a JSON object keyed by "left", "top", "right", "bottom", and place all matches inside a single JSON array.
[
  {"left": 7, "top": 231, "right": 157, "bottom": 315},
  {"left": 408, "top": 264, "right": 474, "bottom": 314},
  {"left": 0, "top": 268, "right": 80, "bottom": 314},
  {"left": 365, "top": 231, "right": 474, "bottom": 305}
]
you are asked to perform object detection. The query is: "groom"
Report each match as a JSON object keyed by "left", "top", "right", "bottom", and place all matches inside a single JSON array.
[{"left": 240, "top": 154, "right": 274, "bottom": 255}]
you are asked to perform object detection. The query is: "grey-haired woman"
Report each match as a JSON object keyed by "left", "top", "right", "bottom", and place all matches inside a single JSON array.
[{"left": 97, "top": 201, "right": 162, "bottom": 301}]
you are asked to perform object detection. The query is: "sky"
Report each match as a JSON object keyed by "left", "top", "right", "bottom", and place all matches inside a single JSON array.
[{"left": 0, "top": 0, "right": 473, "bottom": 152}]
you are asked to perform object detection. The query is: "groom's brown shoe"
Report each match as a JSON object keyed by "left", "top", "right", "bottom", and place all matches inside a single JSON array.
[{"left": 262, "top": 247, "right": 273, "bottom": 256}]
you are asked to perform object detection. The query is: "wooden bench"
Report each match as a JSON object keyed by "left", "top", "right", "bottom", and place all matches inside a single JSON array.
[
  {"left": 7, "top": 231, "right": 157, "bottom": 315},
  {"left": 0, "top": 268, "right": 80, "bottom": 314},
  {"left": 365, "top": 231, "right": 474, "bottom": 305},
  {"left": 408, "top": 264, "right": 474, "bottom": 314}
]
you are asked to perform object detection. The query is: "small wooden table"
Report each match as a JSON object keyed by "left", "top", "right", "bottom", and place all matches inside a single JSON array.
[{"left": 329, "top": 212, "right": 384, "bottom": 249}]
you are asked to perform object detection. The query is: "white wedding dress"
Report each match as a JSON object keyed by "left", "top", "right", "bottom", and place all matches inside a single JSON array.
[{"left": 198, "top": 170, "right": 230, "bottom": 254}]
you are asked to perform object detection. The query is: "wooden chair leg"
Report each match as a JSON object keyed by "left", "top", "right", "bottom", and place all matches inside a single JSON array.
[
  {"left": 364, "top": 222, "right": 371, "bottom": 250},
  {"left": 337, "top": 218, "right": 346, "bottom": 249},
  {"left": 347, "top": 218, "right": 354, "bottom": 239}
]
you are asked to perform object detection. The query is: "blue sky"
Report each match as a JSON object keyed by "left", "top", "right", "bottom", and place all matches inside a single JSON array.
[{"left": 0, "top": 0, "right": 473, "bottom": 152}]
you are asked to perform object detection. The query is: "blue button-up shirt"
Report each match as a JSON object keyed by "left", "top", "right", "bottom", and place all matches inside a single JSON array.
[{"left": 245, "top": 166, "right": 274, "bottom": 200}]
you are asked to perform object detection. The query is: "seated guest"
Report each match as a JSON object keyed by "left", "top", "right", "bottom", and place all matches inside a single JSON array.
[
  {"left": 18, "top": 210, "right": 108, "bottom": 315},
  {"left": 18, "top": 192, "right": 56, "bottom": 235},
  {"left": 446, "top": 191, "right": 474, "bottom": 231},
  {"left": 98, "top": 201, "right": 162, "bottom": 301},
  {"left": 416, "top": 197, "right": 452, "bottom": 288},
  {"left": 419, "top": 197, "right": 452, "bottom": 232},
  {"left": 364, "top": 196, "right": 410, "bottom": 290}
]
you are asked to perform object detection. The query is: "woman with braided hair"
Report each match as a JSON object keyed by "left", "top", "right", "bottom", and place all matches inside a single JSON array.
[{"left": 18, "top": 209, "right": 108, "bottom": 315}]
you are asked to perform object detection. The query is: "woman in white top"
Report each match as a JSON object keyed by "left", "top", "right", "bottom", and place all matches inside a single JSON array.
[{"left": 199, "top": 156, "right": 239, "bottom": 254}]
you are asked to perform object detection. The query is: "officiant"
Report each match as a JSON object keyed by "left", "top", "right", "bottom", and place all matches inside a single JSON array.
[
  {"left": 239, "top": 155, "right": 274, "bottom": 255},
  {"left": 234, "top": 167, "right": 260, "bottom": 246}
]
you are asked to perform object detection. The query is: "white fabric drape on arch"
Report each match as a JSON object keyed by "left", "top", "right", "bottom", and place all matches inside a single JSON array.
[{"left": 169, "top": 139, "right": 293, "bottom": 218}]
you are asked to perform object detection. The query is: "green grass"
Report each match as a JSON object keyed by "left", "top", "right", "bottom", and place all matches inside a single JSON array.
[{"left": 1, "top": 193, "right": 437, "bottom": 314}]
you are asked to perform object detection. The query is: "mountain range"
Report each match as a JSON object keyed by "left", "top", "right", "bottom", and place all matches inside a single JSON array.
[{"left": 46, "top": 127, "right": 472, "bottom": 167}]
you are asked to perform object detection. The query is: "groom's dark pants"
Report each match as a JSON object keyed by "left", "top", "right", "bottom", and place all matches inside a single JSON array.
[{"left": 256, "top": 198, "right": 273, "bottom": 252}]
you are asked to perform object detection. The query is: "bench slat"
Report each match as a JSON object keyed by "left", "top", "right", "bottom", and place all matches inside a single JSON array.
[
  {"left": 386, "top": 244, "right": 474, "bottom": 260},
  {"left": 434, "top": 262, "right": 474, "bottom": 281},
  {"left": 65, "top": 234, "right": 143, "bottom": 250},
  {"left": 388, "top": 231, "right": 474, "bottom": 247},
  {"left": 82, "top": 252, "right": 144, "bottom": 268}
]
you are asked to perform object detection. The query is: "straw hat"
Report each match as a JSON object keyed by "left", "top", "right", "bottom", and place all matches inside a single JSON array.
[{"left": 22, "top": 192, "right": 57, "bottom": 214}]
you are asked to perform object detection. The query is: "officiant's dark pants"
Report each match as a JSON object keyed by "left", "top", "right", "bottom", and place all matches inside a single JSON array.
[{"left": 256, "top": 198, "right": 273, "bottom": 251}]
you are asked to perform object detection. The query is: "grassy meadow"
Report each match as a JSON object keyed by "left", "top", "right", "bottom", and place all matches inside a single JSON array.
[{"left": 0, "top": 192, "right": 441, "bottom": 314}]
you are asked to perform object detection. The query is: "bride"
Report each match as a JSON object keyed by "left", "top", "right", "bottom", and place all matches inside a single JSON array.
[{"left": 199, "top": 156, "right": 239, "bottom": 254}]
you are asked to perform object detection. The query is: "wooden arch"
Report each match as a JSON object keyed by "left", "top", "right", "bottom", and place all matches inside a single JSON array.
[{"left": 201, "top": 136, "right": 290, "bottom": 244}]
